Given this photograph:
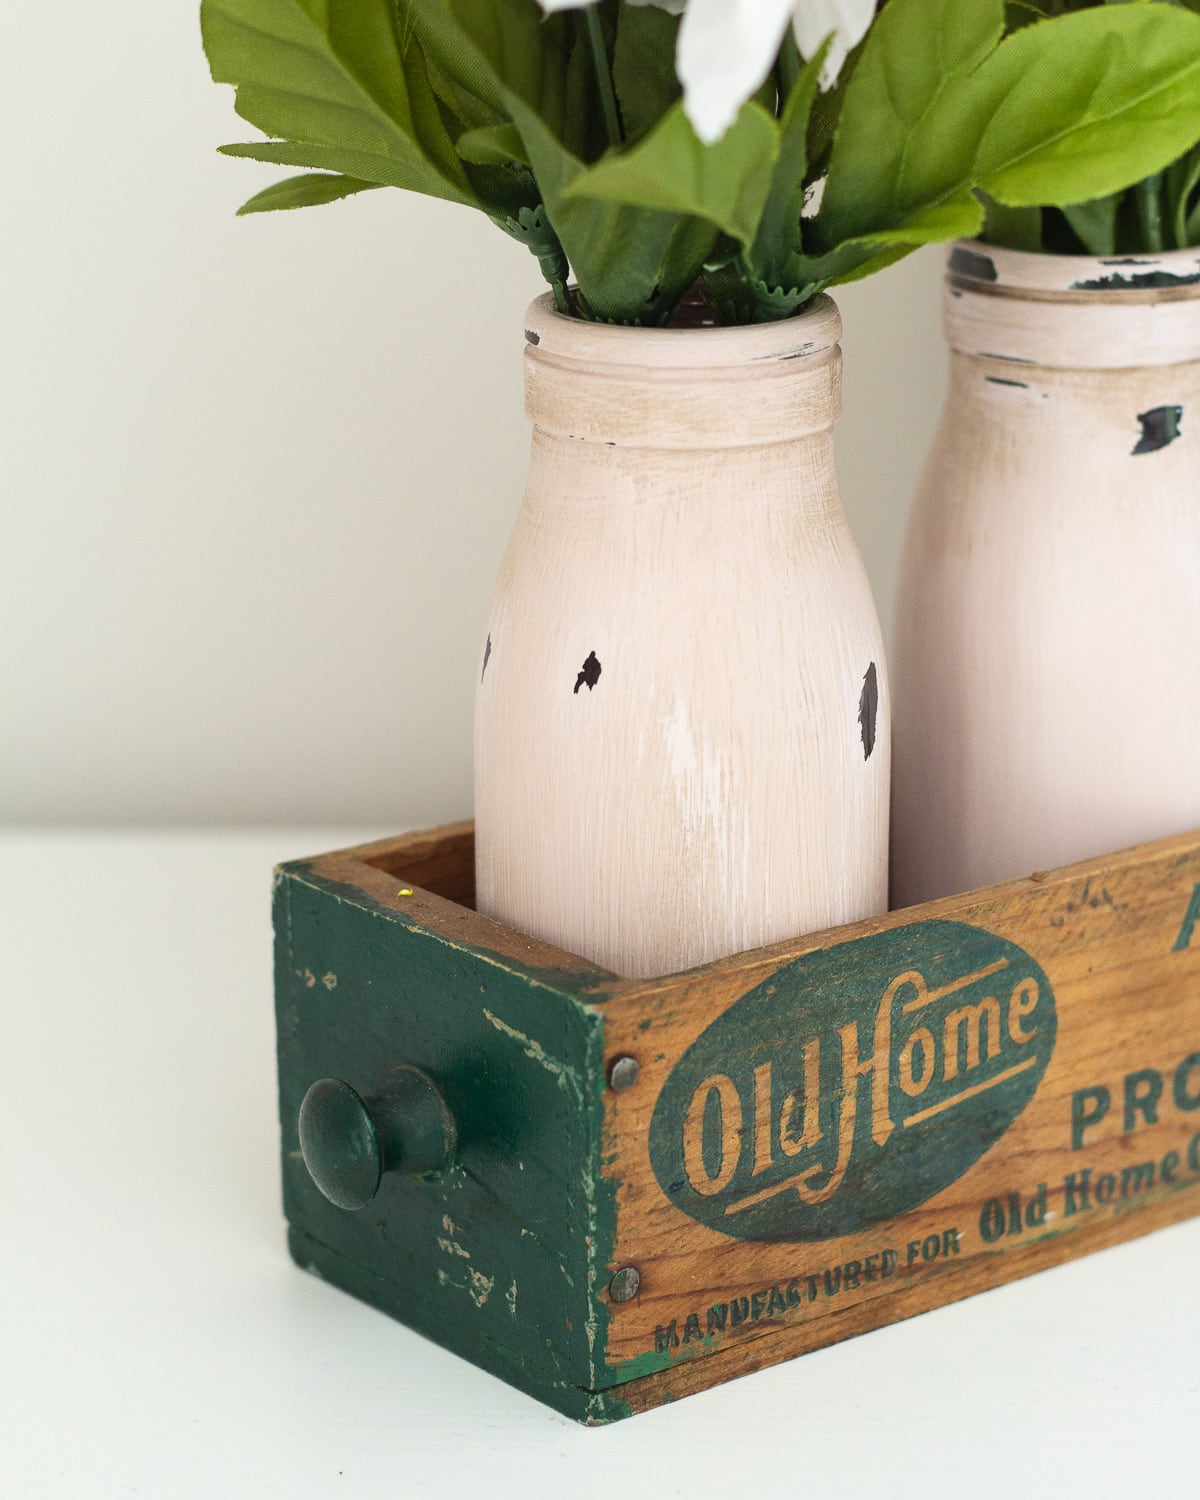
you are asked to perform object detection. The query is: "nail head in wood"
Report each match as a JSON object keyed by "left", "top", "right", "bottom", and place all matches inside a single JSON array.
[
  {"left": 608, "top": 1056, "right": 640, "bottom": 1092},
  {"left": 609, "top": 1266, "right": 641, "bottom": 1302}
]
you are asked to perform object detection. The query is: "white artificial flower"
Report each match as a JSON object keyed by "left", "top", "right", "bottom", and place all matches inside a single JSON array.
[
  {"left": 793, "top": 0, "right": 875, "bottom": 90},
  {"left": 674, "top": 0, "right": 796, "bottom": 145},
  {"left": 533, "top": 1, "right": 874, "bottom": 146},
  {"left": 679, "top": 0, "right": 875, "bottom": 143}
]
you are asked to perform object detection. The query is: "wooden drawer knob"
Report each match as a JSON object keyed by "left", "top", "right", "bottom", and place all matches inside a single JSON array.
[{"left": 298, "top": 1065, "right": 456, "bottom": 1211}]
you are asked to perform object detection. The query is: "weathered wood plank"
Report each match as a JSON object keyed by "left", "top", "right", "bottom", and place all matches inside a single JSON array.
[{"left": 597, "top": 831, "right": 1200, "bottom": 1408}]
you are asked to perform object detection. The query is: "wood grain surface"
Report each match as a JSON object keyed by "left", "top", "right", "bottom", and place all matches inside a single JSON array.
[{"left": 598, "top": 830, "right": 1200, "bottom": 1410}]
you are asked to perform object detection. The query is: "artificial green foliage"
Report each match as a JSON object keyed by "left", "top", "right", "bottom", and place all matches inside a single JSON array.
[
  {"left": 444, "top": 0, "right": 719, "bottom": 322},
  {"left": 566, "top": 102, "right": 780, "bottom": 247},
  {"left": 987, "top": 0, "right": 1200, "bottom": 255},
  {"left": 492, "top": 205, "right": 571, "bottom": 312},
  {"left": 498, "top": 89, "right": 720, "bottom": 323},
  {"left": 236, "top": 172, "right": 383, "bottom": 214},
  {"left": 806, "top": 0, "right": 1200, "bottom": 280},
  {"left": 204, "top": 0, "right": 481, "bottom": 205},
  {"left": 203, "top": 0, "right": 1200, "bottom": 324},
  {"left": 743, "top": 45, "right": 827, "bottom": 294},
  {"left": 610, "top": 2, "right": 682, "bottom": 145}
]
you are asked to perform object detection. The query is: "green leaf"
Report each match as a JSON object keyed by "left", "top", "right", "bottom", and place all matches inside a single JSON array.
[
  {"left": 1060, "top": 194, "right": 1120, "bottom": 256},
  {"left": 753, "top": 192, "right": 983, "bottom": 307},
  {"left": 564, "top": 101, "right": 779, "bottom": 247},
  {"left": 612, "top": 0, "right": 682, "bottom": 144},
  {"left": 819, "top": 241, "right": 920, "bottom": 289},
  {"left": 1003, "top": 0, "right": 1052, "bottom": 30},
  {"left": 504, "top": 90, "right": 718, "bottom": 323},
  {"left": 703, "top": 264, "right": 821, "bottom": 326},
  {"left": 444, "top": 0, "right": 586, "bottom": 155},
  {"left": 1168, "top": 146, "right": 1200, "bottom": 247},
  {"left": 804, "top": 24, "right": 870, "bottom": 186},
  {"left": 402, "top": 0, "right": 510, "bottom": 131},
  {"left": 715, "top": 235, "right": 916, "bottom": 324},
  {"left": 234, "top": 171, "right": 381, "bottom": 214},
  {"left": 1133, "top": 174, "right": 1167, "bottom": 255},
  {"left": 443, "top": 0, "right": 718, "bottom": 322},
  {"left": 398, "top": 3, "right": 544, "bottom": 218},
  {"left": 457, "top": 122, "right": 530, "bottom": 168},
  {"left": 218, "top": 137, "right": 472, "bottom": 197},
  {"left": 972, "top": 8, "right": 1200, "bottom": 211},
  {"left": 819, "top": 0, "right": 1004, "bottom": 248},
  {"left": 817, "top": 0, "right": 1200, "bottom": 258},
  {"left": 202, "top": 0, "right": 480, "bottom": 207},
  {"left": 981, "top": 200, "right": 1045, "bottom": 252},
  {"left": 743, "top": 42, "right": 828, "bottom": 288},
  {"left": 885, "top": 196, "right": 988, "bottom": 243},
  {"left": 563, "top": 14, "right": 612, "bottom": 164}
]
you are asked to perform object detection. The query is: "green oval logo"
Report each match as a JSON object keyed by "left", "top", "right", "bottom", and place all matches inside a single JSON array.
[{"left": 649, "top": 921, "right": 1056, "bottom": 1242}]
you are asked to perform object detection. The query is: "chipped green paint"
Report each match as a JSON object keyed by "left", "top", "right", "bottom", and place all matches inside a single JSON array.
[
  {"left": 273, "top": 859, "right": 621, "bottom": 1424},
  {"left": 283, "top": 859, "right": 617, "bottom": 997}
]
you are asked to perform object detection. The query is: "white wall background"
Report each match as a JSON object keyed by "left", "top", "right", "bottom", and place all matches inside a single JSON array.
[{"left": 1, "top": 3, "right": 947, "bottom": 827}]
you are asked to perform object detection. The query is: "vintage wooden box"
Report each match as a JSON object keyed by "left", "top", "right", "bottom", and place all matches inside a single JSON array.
[{"left": 273, "top": 822, "right": 1200, "bottom": 1423}]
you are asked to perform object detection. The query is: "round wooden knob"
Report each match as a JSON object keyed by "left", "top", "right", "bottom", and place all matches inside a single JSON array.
[{"left": 298, "top": 1065, "right": 456, "bottom": 1211}]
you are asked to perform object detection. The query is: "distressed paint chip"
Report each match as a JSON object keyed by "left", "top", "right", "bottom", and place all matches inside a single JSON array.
[
  {"left": 524, "top": 329, "right": 540, "bottom": 345},
  {"left": 1072, "top": 270, "right": 1200, "bottom": 291},
  {"left": 858, "top": 662, "right": 879, "bottom": 761},
  {"left": 1132, "top": 405, "right": 1183, "bottom": 456},
  {"left": 481, "top": 633, "right": 492, "bottom": 682},
  {"left": 985, "top": 376, "right": 1028, "bottom": 389},
  {"left": 949, "top": 246, "right": 998, "bottom": 282},
  {"left": 483, "top": 1008, "right": 583, "bottom": 1101},
  {"left": 469, "top": 1269, "right": 495, "bottom": 1307},
  {"left": 574, "top": 651, "right": 602, "bottom": 694},
  {"left": 980, "top": 351, "right": 1034, "bottom": 365}
]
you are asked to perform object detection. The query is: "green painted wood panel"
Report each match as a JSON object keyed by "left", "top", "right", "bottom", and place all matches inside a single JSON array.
[{"left": 273, "top": 860, "right": 624, "bottom": 1422}]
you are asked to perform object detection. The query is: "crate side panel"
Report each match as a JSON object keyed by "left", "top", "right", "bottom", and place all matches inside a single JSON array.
[
  {"left": 272, "top": 867, "right": 612, "bottom": 1406},
  {"left": 608, "top": 1188, "right": 1200, "bottom": 1417},
  {"left": 596, "top": 834, "right": 1200, "bottom": 1391}
]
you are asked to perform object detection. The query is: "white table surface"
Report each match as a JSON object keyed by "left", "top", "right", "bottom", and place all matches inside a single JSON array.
[{"left": 2, "top": 828, "right": 1197, "bottom": 1499}]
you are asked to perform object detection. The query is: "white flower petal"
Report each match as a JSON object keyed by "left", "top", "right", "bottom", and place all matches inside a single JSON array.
[
  {"left": 677, "top": 0, "right": 796, "bottom": 144},
  {"left": 627, "top": 0, "right": 688, "bottom": 13},
  {"left": 791, "top": 0, "right": 876, "bottom": 90}
]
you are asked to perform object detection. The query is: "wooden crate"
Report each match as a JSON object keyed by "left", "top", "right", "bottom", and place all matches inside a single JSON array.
[{"left": 273, "top": 823, "right": 1200, "bottom": 1423}]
